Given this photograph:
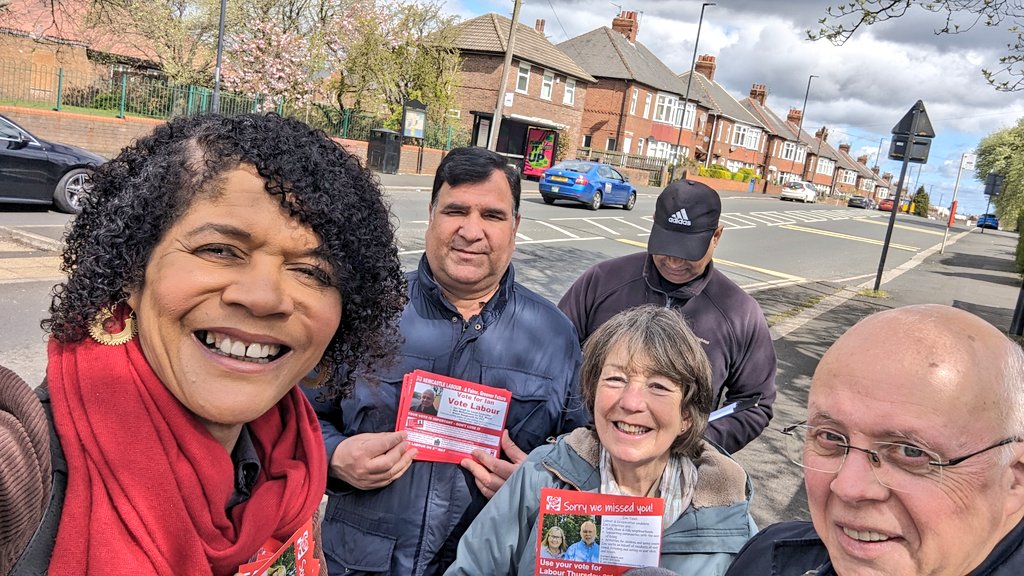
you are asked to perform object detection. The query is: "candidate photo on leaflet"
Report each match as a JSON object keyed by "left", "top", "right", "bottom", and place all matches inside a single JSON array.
[
  {"left": 0, "top": 113, "right": 406, "bottom": 575},
  {"left": 445, "top": 305, "right": 756, "bottom": 575},
  {"left": 558, "top": 180, "right": 776, "bottom": 454},
  {"left": 539, "top": 525, "right": 568, "bottom": 559},
  {"left": 416, "top": 386, "right": 439, "bottom": 416},
  {"left": 307, "top": 146, "right": 587, "bottom": 576}
]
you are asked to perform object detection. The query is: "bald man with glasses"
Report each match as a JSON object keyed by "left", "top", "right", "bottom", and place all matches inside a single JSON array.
[{"left": 726, "top": 304, "right": 1024, "bottom": 576}]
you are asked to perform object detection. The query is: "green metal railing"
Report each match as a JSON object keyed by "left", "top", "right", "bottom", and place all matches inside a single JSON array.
[{"left": 0, "top": 61, "right": 469, "bottom": 149}]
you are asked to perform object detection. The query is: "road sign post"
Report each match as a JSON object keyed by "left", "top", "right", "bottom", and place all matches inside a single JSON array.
[{"left": 874, "top": 101, "right": 934, "bottom": 291}]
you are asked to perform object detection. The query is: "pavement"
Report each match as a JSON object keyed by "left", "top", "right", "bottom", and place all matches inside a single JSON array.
[
  {"left": 732, "top": 224, "right": 1022, "bottom": 526},
  {"left": 1, "top": 174, "right": 1020, "bottom": 527}
]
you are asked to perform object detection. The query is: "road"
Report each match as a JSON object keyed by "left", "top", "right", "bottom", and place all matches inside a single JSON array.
[
  {"left": 0, "top": 186, "right": 949, "bottom": 401},
  {"left": 0, "top": 184, "right": 968, "bottom": 527}
]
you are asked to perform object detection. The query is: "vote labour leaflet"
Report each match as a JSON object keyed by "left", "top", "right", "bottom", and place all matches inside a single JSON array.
[
  {"left": 396, "top": 369, "right": 512, "bottom": 464},
  {"left": 535, "top": 487, "right": 664, "bottom": 576}
]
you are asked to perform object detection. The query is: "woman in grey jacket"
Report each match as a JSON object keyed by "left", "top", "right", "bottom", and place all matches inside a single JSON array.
[{"left": 445, "top": 305, "right": 757, "bottom": 576}]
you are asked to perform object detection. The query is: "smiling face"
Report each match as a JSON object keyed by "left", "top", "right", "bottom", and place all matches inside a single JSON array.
[
  {"left": 127, "top": 167, "right": 342, "bottom": 448},
  {"left": 424, "top": 169, "right": 520, "bottom": 303},
  {"left": 419, "top": 389, "right": 435, "bottom": 410},
  {"left": 806, "top": 306, "right": 1024, "bottom": 576},
  {"left": 545, "top": 527, "right": 564, "bottom": 550},
  {"left": 579, "top": 522, "right": 597, "bottom": 545},
  {"left": 594, "top": 343, "right": 687, "bottom": 490},
  {"left": 651, "top": 225, "right": 723, "bottom": 285}
]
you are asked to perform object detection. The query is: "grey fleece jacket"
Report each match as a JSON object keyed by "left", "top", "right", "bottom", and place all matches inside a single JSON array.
[{"left": 444, "top": 428, "right": 758, "bottom": 576}]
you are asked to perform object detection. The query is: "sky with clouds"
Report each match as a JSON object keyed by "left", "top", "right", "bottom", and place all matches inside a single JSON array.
[{"left": 448, "top": 0, "right": 1024, "bottom": 215}]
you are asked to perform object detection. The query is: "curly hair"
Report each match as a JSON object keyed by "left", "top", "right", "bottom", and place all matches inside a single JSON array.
[
  {"left": 579, "top": 305, "right": 713, "bottom": 459},
  {"left": 43, "top": 113, "right": 407, "bottom": 399}
]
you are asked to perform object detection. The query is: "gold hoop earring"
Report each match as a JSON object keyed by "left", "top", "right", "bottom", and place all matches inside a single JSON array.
[
  {"left": 301, "top": 360, "right": 334, "bottom": 389},
  {"left": 88, "top": 304, "right": 138, "bottom": 346}
]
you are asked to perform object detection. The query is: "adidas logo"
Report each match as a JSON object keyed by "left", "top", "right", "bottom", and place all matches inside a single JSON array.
[{"left": 668, "top": 209, "right": 691, "bottom": 226}]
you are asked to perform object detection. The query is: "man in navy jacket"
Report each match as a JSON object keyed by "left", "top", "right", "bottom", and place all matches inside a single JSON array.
[
  {"left": 559, "top": 180, "right": 775, "bottom": 453},
  {"left": 309, "top": 147, "right": 587, "bottom": 575}
]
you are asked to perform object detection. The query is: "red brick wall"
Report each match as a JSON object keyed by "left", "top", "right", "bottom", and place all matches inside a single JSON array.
[
  {"left": 579, "top": 78, "right": 627, "bottom": 149},
  {"left": 456, "top": 53, "right": 587, "bottom": 149},
  {"left": 0, "top": 34, "right": 106, "bottom": 102},
  {"left": 0, "top": 105, "right": 162, "bottom": 158}
]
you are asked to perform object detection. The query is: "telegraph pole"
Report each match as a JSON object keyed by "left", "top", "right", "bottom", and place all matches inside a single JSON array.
[
  {"left": 488, "top": 0, "right": 523, "bottom": 152},
  {"left": 940, "top": 152, "right": 974, "bottom": 254}
]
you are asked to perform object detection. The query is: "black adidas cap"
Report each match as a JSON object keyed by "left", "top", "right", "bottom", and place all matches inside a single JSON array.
[{"left": 647, "top": 179, "right": 721, "bottom": 260}]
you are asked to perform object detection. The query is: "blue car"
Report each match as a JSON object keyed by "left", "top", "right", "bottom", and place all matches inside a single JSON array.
[
  {"left": 977, "top": 213, "right": 999, "bottom": 230},
  {"left": 539, "top": 160, "right": 637, "bottom": 210}
]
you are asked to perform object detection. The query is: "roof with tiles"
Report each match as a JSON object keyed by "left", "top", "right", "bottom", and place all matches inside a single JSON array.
[
  {"left": 453, "top": 13, "right": 595, "bottom": 83},
  {"left": 2, "top": 0, "right": 158, "bottom": 63},
  {"left": 679, "top": 69, "right": 767, "bottom": 130},
  {"left": 556, "top": 27, "right": 688, "bottom": 94},
  {"left": 741, "top": 96, "right": 799, "bottom": 141}
]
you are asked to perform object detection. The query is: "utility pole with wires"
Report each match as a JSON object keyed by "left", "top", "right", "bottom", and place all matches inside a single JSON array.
[{"left": 488, "top": 0, "right": 523, "bottom": 152}]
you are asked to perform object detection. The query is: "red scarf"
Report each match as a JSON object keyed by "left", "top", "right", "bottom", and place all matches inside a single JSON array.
[{"left": 46, "top": 336, "right": 327, "bottom": 575}]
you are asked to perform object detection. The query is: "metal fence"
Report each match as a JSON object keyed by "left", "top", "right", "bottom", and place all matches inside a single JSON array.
[{"left": 0, "top": 61, "right": 469, "bottom": 149}]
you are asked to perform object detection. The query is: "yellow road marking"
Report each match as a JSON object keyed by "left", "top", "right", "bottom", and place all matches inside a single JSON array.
[
  {"left": 616, "top": 239, "right": 805, "bottom": 282},
  {"left": 780, "top": 225, "right": 918, "bottom": 251},
  {"left": 851, "top": 218, "right": 947, "bottom": 236}
]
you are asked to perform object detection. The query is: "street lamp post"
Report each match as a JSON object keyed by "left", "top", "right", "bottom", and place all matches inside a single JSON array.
[
  {"left": 212, "top": 0, "right": 227, "bottom": 113},
  {"left": 796, "top": 74, "right": 816, "bottom": 180},
  {"left": 671, "top": 2, "right": 714, "bottom": 181}
]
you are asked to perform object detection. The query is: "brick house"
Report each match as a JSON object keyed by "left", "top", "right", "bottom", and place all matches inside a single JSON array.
[
  {"left": 1, "top": 0, "right": 160, "bottom": 96},
  {"left": 451, "top": 13, "right": 595, "bottom": 172},
  {"left": 678, "top": 55, "right": 768, "bottom": 174},
  {"left": 741, "top": 84, "right": 806, "bottom": 186},
  {"left": 833, "top": 143, "right": 883, "bottom": 198},
  {"left": 556, "top": 11, "right": 695, "bottom": 164}
]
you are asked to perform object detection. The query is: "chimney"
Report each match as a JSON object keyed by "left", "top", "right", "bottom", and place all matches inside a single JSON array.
[
  {"left": 814, "top": 127, "right": 828, "bottom": 142},
  {"left": 787, "top": 108, "right": 802, "bottom": 126},
  {"left": 535, "top": 19, "right": 545, "bottom": 34},
  {"left": 839, "top": 143, "right": 851, "bottom": 153},
  {"left": 695, "top": 54, "right": 716, "bottom": 81},
  {"left": 611, "top": 10, "right": 639, "bottom": 43},
  {"left": 883, "top": 172, "right": 893, "bottom": 184},
  {"left": 872, "top": 166, "right": 880, "bottom": 175},
  {"left": 749, "top": 83, "right": 767, "bottom": 106},
  {"left": 856, "top": 154, "right": 869, "bottom": 165}
]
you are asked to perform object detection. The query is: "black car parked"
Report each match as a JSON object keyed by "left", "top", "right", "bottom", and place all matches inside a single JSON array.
[
  {"left": 847, "top": 195, "right": 872, "bottom": 209},
  {"left": 0, "top": 114, "right": 105, "bottom": 214}
]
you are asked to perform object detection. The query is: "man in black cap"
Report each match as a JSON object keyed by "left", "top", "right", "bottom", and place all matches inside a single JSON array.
[{"left": 558, "top": 180, "right": 776, "bottom": 453}]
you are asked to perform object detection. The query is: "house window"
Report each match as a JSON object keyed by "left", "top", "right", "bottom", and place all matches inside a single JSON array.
[
  {"left": 516, "top": 63, "right": 531, "bottom": 93},
  {"left": 841, "top": 170, "right": 857, "bottom": 185},
  {"left": 642, "top": 94, "right": 652, "bottom": 119},
  {"left": 680, "top": 102, "right": 696, "bottom": 130},
  {"left": 606, "top": 137, "right": 617, "bottom": 151},
  {"left": 541, "top": 70, "right": 554, "bottom": 100},
  {"left": 582, "top": 134, "right": 593, "bottom": 148},
  {"left": 563, "top": 78, "right": 576, "bottom": 105},
  {"left": 781, "top": 142, "right": 798, "bottom": 161},
  {"left": 630, "top": 88, "right": 639, "bottom": 115},
  {"left": 654, "top": 93, "right": 679, "bottom": 124},
  {"left": 816, "top": 157, "right": 835, "bottom": 177},
  {"left": 731, "top": 125, "right": 761, "bottom": 150}
]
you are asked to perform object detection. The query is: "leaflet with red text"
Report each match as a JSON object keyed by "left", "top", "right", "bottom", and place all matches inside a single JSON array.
[
  {"left": 535, "top": 488, "right": 664, "bottom": 576},
  {"left": 395, "top": 369, "right": 512, "bottom": 464}
]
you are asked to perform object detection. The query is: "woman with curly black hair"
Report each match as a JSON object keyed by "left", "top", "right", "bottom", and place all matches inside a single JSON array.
[{"left": 1, "top": 113, "right": 406, "bottom": 575}]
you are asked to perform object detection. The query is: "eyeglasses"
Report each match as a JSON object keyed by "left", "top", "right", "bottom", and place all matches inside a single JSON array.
[{"left": 780, "top": 422, "right": 1022, "bottom": 492}]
